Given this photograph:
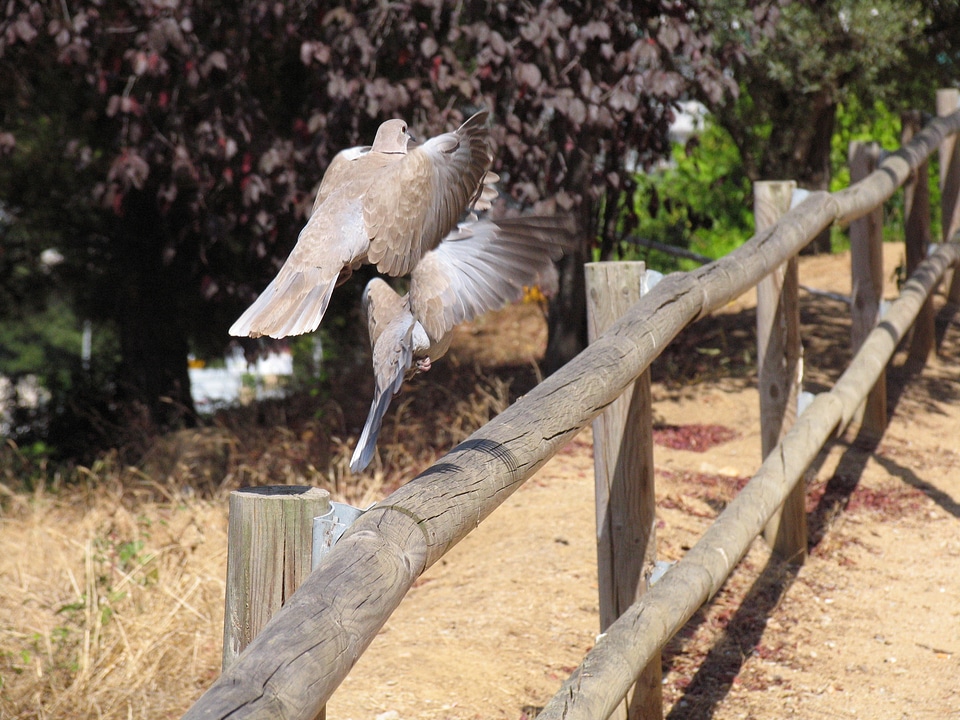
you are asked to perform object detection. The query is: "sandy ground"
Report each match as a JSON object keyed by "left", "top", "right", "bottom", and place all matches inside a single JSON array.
[
  {"left": 328, "top": 243, "right": 960, "bottom": 720},
  {"left": 2, "top": 243, "right": 959, "bottom": 719}
]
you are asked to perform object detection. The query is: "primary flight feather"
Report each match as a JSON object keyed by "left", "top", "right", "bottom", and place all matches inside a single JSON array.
[{"left": 349, "top": 214, "right": 575, "bottom": 473}]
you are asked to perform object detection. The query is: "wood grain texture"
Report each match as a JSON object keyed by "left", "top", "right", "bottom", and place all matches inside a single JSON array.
[
  {"left": 585, "top": 262, "right": 661, "bottom": 719},
  {"left": 222, "top": 487, "right": 330, "bottom": 672},
  {"left": 185, "top": 109, "right": 960, "bottom": 720},
  {"left": 938, "top": 90, "right": 960, "bottom": 302},
  {"left": 754, "top": 181, "right": 805, "bottom": 563},
  {"left": 848, "top": 141, "right": 887, "bottom": 439},
  {"left": 902, "top": 111, "right": 935, "bottom": 365}
]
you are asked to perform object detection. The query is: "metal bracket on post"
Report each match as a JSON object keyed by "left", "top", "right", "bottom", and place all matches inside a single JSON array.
[
  {"left": 648, "top": 560, "right": 674, "bottom": 586},
  {"left": 790, "top": 188, "right": 810, "bottom": 210},
  {"left": 642, "top": 269, "right": 664, "bottom": 295},
  {"left": 312, "top": 502, "right": 369, "bottom": 571}
]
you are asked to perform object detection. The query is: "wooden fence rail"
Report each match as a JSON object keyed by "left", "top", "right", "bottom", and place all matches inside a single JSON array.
[
  {"left": 184, "top": 106, "right": 960, "bottom": 720},
  {"left": 536, "top": 240, "right": 960, "bottom": 720}
]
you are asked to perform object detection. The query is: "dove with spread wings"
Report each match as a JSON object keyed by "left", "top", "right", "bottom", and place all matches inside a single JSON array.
[
  {"left": 229, "top": 111, "right": 494, "bottom": 339},
  {"left": 349, "top": 213, "right": 574, "bottom": 473}
]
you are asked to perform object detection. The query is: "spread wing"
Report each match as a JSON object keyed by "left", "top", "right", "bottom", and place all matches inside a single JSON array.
[
  {"left": 231, "top": 113, "right": 495, "bottom": 338},
  {"left": 310, "top": 145, "right": 371, "bottom": 215},
  {"left": 365, "top": 111, "right": 494, "bottom": 277},
  {"left": 409, "top": 215, "right": 573, "bottom": 343}
]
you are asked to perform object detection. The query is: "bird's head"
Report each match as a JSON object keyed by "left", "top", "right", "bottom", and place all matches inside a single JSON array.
[{"left": 371, "top": 119, "right": 413, "bottom": 154}]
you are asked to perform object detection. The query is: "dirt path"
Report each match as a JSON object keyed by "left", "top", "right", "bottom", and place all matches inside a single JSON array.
[{"left": 329, "top": 243, "right": 960, "bottom": 720}]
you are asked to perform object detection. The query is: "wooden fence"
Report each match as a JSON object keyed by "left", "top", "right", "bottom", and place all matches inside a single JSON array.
[{"left": 184, "top": 91, "right": 960, "bottom": 719}]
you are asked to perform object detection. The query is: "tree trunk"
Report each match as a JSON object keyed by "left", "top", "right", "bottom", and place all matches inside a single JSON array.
[
  {"left": 544, "top": 248, "right": 588, "bottom": 377},
  {"left": 115, "top": 190, "right": 197, "bottom": 431},
  {"left": 762, "top": 97, "right": 837, "bottom": 254},
  {"left": 543, "top": 136, "right": 598, "bottom": 377}
]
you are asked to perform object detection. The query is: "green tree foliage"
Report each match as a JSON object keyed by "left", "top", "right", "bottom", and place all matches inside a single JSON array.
[
  {"left": 903, "top": 0, "right": 960, "bottom": 95},
  {"left": 830, "top": 97, "right": 943, "bottom": 248},
  {"left": 628, "top": 93, "right": 947, "bottom": 268},
  {"left": 0, "top": 299, "right": 121, "bottom": 462},
  {"left": 595, "top": 1, "right": 960, "bottom": 268},
  {"left": 1, "top": 1, "right": 769, "bottom": 456},
  {"left": 700, "top": 0, "right": 926, "bottom": 191},
  {"left": 630, "top": 120, "right": 753, "bottom": 268}
]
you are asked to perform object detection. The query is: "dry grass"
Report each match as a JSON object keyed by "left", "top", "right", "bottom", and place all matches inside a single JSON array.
[
  {"left": 0, "top": 293, "right": 792, "bottom": 718},
  {"left": 0, "top": 477, "right": 226, "bottom": 718},
  {"left": 0, "top": 311, "right": 528, "bottom": 718},
  {"left": 0, "top": 407, "right": 501, "bottom": 717}
]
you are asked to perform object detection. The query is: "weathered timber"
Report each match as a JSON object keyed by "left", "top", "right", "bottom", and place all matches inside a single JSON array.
[
  {"left": 585, "top": 262, "right": 661, "bottom": 720},
  {"left": 222, "top": 487, "right": 330, "bottom": 671},
  {"left": 938, "top": 90, "right": 960, "bottom": 304},
  {"left": 848, "top": 141, "right": 887, "bottom": 438},
  {"left": 184, "top": 197, "right": 836, "bottom": 720},
  {"left": 184, "top": 109, "right": 960, "bottom": 720},
  {"left": 754, "top": 181, "right": 805, "bottom": 563},
  {"left": 535, "top": 241, "right": 960, "bottom": 720},
  {"left": 902, "top": 111, "right": 935, "bottom": 365},
  {"left": 832, "top": 241, "right": 960, "bottom": 432}
]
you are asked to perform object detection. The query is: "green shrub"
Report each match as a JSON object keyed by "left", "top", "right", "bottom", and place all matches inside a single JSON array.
[{"left": 628, "top": 119, "right": 754, "bottom": 270}]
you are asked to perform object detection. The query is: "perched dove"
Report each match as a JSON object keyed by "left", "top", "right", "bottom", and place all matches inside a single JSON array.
[
  {"left": 349, "top": 214, "right": 574, "bottom": 473},
  {"left": 229, "top": 111, "right": 494, "bottom": 339}
]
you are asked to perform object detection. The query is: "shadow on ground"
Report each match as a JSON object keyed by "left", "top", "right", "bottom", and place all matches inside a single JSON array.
[{"left": 661, "top": 291, "right": 960, "bottom": 718}]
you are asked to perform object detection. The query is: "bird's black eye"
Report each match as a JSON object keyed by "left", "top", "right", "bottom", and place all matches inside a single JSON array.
[{"left": 401, "top": 124, "right": 407, "bottom": 133}]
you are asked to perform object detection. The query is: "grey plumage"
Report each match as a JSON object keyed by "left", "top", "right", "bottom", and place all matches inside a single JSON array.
[{"left": 349, "top": 214, "right": 574, "bottom": 473}]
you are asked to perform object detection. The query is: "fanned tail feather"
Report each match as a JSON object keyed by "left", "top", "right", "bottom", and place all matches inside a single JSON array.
[{"left": 229, "top": 267, "right": 338, "bottom": 339}]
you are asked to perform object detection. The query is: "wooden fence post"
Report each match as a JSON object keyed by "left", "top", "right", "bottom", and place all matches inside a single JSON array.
[
  {"left": 938, "top": 89, "right": 960, "bottom": 304},
  {"left": 848, "top": 141, "right": 887, "bottom": 438},
  {"left": 222, "top": 486, "right": 330, "bottom": 677},
  {"left": 902, "top": 111, "right": 935, "bottom": 364},
  {"left": 585, "top": 261, "right": 661, "bottom": 720},
  {"left": 754, "top": 181, "right": 806, "bottom": 564}
]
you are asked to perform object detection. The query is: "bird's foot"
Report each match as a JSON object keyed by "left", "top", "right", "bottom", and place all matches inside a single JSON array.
[{"left": 415, "top": 357, "right": 432, "bottom": 374}]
